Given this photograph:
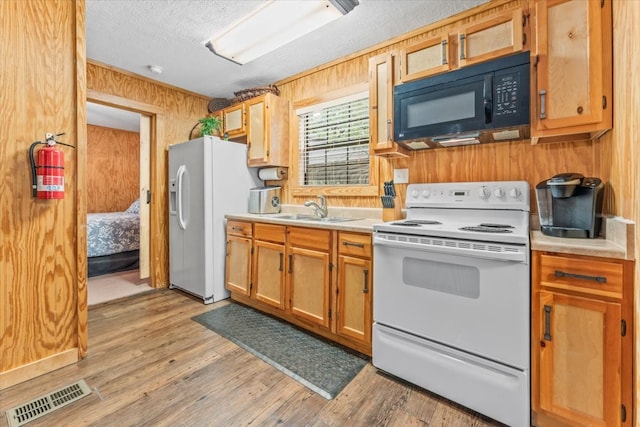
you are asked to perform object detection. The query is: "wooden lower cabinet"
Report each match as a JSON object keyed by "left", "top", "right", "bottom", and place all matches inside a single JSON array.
[
  {"left": 226, "top": 221, "right": 373, "bottom": 355},
  {"left": 287, "top": 227, "right": 331, "bottom": 329},
  {"left": 531, "top": 251, "right": 634, "bottom": 427},
  {"left": 253, "top": 224, "right": 286, "bottom": 309},
  {"left": 335, "top": 232, "right": 372, "bottom": 347},
  {"left": 225, "top": 220, "right": 253, "bottom": 296}
]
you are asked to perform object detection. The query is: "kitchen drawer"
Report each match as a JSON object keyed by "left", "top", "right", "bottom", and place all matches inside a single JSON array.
[
  {"left": 254, "top": 222, "right": 286, "bottom": 243},
  {"left": 227, "top": 220, "right": 252, "bottom": 238},
  {"left": 338, "top": 232, "right": 372, "bottom": 258},
  {"left": 288, "top": 226, "right": 331, "bottom": 251},
  {"left": 539, "top": 253, "right": 623, "bottom": 299}
]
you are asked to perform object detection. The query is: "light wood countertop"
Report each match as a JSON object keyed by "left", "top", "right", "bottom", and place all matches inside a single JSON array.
[
  {"left": 226, "top": 205, "right": 385, "bottom": 233},
  {"left": 530, "top": 216, "right": 635, "bottom": 260}
]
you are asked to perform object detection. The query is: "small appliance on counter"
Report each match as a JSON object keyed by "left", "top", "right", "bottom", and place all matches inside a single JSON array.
[
  {"left": 536, "top": 173, "right": 604, "bottom": 238},
  {"left": 249, "top": 185, "right": 281, "bottom": 214}
]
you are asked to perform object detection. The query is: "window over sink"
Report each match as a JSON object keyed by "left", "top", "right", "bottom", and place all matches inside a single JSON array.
[
  {"left": 297, "top": 90, "right": 369, "bottom": 186},
  {"left": 291, "top": 84, "right": 379, "bottom": 198}
]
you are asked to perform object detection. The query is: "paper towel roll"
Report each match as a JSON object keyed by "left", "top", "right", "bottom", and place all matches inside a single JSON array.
[{"left": 258, "top": 167, "right": 287, "bottom": 181}]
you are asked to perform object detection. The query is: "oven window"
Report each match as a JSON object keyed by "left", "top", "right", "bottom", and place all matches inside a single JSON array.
[{"left": 402, "top": 257, "right": 480, "bottom": 298}]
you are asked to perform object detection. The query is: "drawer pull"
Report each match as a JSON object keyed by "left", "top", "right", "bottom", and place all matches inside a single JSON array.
[
  {"left": 554, "top": 270, "right": 607, "bottom": 283},
  {"left": 342, "top": 241, "right": 365, "bottom": 249},
  {"left": 543, "top": 305, "right": 552, "bottom": 341},
  {"left": 231, "top": 226, "right": 244, "bottom": 232}
]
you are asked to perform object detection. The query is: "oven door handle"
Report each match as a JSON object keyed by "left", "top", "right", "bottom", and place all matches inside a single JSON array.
[{"left": 373, "top": 234, "right": 528, "bottom": 263}]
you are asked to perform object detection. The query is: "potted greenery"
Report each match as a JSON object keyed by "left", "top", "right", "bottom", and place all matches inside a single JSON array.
[{"left": 189, "top": 115, "right": 222, "bottom": 140}]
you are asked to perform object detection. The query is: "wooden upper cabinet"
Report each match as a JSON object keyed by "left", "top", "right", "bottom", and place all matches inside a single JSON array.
[
  {"left": 531, "top": 0, "right": 612, "bottom": 143},
  {"left": 457, "top": 8, "right": 525, "bottom": 67},
  {"left": 247, "top": 93, "right": 290, "bottom": 167},
  {"left": 397, "top": 7, "right": 527, "bottom": 84},
  {"left": 222, "top": 103, "right": 247, "bottom": 140},
  {"left": 368, "top": 52, "right": 410, "bottom": 158},
  {"left": 398, "top": 35, "right": 451, "bottom": 83}
]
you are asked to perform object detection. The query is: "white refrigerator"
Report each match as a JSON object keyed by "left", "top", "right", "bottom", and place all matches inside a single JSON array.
[{"left": 168, "top": 136, "right": 259, "bottom": 304}]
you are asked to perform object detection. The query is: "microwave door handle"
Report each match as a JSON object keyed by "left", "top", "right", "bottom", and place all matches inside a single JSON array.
[{"left": 483, "top": 75, "right": 493, "bottom": 124}]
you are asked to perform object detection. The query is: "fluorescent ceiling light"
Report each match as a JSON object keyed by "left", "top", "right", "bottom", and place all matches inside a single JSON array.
[{"left": 206, "top": 0, "right": 359, "bottom": 65}]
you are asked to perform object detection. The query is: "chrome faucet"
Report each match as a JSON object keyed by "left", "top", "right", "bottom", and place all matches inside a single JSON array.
[{"left": 304, "top": 195, "right": 328, "bottom": 218}]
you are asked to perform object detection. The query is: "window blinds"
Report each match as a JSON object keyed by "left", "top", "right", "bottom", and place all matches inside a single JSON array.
[{"left": 297, "top": 93, "right": 369, "bottom": 186}]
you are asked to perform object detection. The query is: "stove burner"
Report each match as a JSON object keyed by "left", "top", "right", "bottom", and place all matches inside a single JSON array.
[
  {"left": 460, "top": 226, "right": 514, "bottom": 233},
  {"left": 406, "top": 220, "right": 442, "bottom": 225},
  {"left": 391, "top": 219, "right": 442, "bottom": 226},
  {"left": 478, "top": 223, "right": 514, "bottom": 229}
]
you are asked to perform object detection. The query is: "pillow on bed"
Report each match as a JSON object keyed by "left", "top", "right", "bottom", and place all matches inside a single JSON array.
[{"left": 126, "top": 199, "right": 140, "bottom": 214}]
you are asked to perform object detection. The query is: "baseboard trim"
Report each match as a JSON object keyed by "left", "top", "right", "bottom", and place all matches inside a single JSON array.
[{"left": 0, "top": 349, "right": 78, "bottom": 390}]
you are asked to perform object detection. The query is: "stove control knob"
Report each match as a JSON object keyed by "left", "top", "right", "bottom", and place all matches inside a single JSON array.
[
  {"left": 421, "top": 189, "right": 431, "bottom": 198},
  {"left": 508, "top": 188, "right": 521, "bottom": 198},
  {"left": 478, "top": 187, "right": 491, "bottom": 200},
  {"left": 494, "top": 188, "right": 505, "bottom": 198},
  {"left": 411, "top": 189, "right": 419, "bottom": 199}
]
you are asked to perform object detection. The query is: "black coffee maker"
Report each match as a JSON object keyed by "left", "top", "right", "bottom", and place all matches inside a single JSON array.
[{"left": 535, "top": 173, "right": 604, "bottom": 238}]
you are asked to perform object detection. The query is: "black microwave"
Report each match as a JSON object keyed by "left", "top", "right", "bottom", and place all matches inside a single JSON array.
[{"left": 394, "top": 51, "right": 530, "bottom": 149}]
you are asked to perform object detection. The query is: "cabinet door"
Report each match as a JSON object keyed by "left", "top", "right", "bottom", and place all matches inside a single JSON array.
[
  {"left": 458, "top": 8, "right": 524, "bottom": 67},
  {"left": 531, "top": 0, "right": 612, "bottom": 141},
  {"left": 287, "top": 246, "right": 330, "bottom": 329},
  {"left": 253, "top": 240, "right": 285, "bottom": 309},
  {"left": 225, "top": 235, "right": 252, "bottom": 295},
  {"left": 223, "top": 103, "right": 246, "bottom": 139},
  {"left": 247, "top": 96, "right": 267, "bottom": 165},
  {"left": 368, "top": 52, "right": 410, "bottom": 158},
  {"left": 336, "top": 255, "right": 371, "bottom": 345},
  {"left": 537, "top": 290, "right": 621, "bottom": 427},
  {"left": 246, "top": 94, "right": 289, "bottom": 167},
  {"left": 398, "top": 35, "right": 451, "bottom": 83}
]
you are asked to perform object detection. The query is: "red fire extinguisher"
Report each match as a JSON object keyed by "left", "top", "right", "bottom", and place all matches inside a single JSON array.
[{"left": 29, "top": 133, "right": 74, "bottom": 199}]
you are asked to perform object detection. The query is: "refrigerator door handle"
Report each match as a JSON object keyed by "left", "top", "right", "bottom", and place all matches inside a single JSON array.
[{"left": 177, "top": 164, "right": 187, "bottom": 230}]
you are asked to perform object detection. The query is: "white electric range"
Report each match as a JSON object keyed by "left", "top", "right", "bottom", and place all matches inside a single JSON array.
[{"left": 372, "top": 181, "right": 531, "bottom": 427}]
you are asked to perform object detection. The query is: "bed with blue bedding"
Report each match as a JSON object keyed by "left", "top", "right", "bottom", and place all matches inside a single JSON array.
[{"left": 87, "top": 199, "right": 140, "bottom": 277}]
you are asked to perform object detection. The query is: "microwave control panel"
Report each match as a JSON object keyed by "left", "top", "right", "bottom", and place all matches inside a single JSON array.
[{"left": 494, "top": 73, "right": 521, "bottom": 117}]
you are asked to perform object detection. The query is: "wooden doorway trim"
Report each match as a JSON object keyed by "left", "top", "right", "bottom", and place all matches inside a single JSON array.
[{"left": 85, "top": 89, "right": 165, "bottom": 284}]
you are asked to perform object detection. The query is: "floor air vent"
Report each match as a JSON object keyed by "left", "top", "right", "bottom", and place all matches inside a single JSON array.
[{"left": 5, "top": 379, "right": 92, "bottom": 427}]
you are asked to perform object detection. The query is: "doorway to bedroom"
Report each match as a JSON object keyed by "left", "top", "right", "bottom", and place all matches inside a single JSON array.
[{"left": 86, "top": 101, "right": 152, "bottom": 305}]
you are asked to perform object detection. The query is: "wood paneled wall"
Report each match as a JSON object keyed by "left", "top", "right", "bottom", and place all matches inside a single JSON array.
[
  {"left": 609, "top": 0, "right": 640, "bottom": 418},
  {"left": 0, "top": 0, "right": 86, "bottom": 388},
  {"left": 87, "top": 125, "right": 140, "bottom": 213},
  {"left": 87, "top": 62, "right": 210, "bottom": 289}
]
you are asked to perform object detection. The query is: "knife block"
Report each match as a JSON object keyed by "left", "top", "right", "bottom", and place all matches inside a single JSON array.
[{"left": 382, "top": 204, "right": 403, "bottom": 222}]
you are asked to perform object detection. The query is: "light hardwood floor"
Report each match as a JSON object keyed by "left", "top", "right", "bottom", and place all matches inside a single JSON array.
[{"left": 0, "top": 289, "right": 503, "bottom": 426}]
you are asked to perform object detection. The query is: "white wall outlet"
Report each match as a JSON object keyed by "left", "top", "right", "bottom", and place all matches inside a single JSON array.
[{"left": 393, "top": 168, "right": 409, "bottom": 184}]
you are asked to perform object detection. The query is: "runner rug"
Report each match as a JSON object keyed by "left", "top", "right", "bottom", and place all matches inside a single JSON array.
[{"left": 192, "top": 302, "right": 369, "bottom": 399}]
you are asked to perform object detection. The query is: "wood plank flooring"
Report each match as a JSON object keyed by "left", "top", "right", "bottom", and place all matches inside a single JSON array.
[{"left": 0, "top": 289, "right": 503, "bottom": 426}]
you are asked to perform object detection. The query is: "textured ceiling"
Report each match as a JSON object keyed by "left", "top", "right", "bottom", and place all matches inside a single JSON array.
[{"left": 86, "top": 0, "right": 489, "bottom": 101}]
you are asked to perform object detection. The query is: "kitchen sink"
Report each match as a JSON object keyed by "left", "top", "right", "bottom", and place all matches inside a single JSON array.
[{"left": 271, "top": 214, "right": 360, "bottom": 223}]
